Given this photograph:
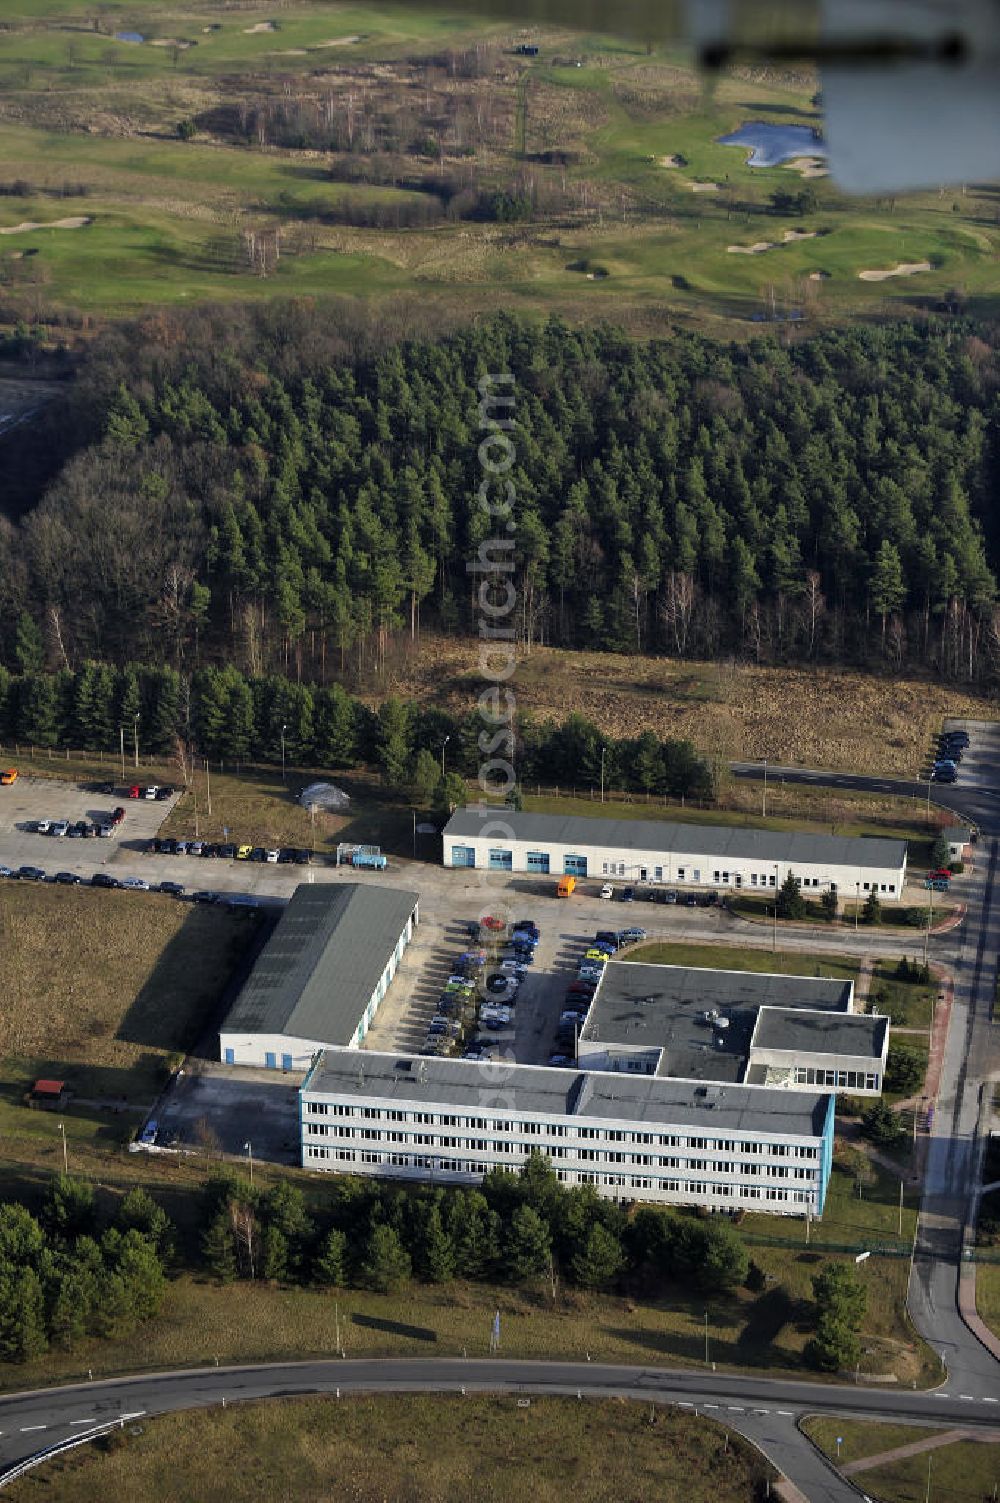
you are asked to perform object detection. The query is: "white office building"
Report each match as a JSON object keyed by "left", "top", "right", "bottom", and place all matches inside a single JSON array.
[
  {"left": 300, "top": 1051, "right": 836, "bottom": 1217},
  {"left": 442, "top": 808, "right": 908, "bottom": 899}
]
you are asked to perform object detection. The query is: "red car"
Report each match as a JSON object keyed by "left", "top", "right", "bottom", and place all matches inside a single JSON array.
[
  {"left": 927, "top": 868, "right": 952, "bottom": 883},
  {"left": 128, "top": 784, "right": 141, "bottom": 799},
  {"left": 111, "top": 806, "right": 126, "bottom": 826},
  {"left": 480, "top": 915, "right": 505, "bottom": 931}
]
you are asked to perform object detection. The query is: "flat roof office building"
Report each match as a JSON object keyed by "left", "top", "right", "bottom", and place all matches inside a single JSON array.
[
  {"left": 580, "top": 962, "right": 888, "bottom": 1097},
  {"left": 220, "top": 883, "right": 419, "bottom": 1071},
  {"left": 300, "top": 1051, "right": 836, "bottom": 1217},
  {"left": 442, "top": 808, "right": 907, "bottom": 899}
]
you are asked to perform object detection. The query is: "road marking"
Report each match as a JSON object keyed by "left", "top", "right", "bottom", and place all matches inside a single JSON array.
[
  {"left": 120, "top": 1411, "right": 146, "bottom": 1421},
  {"left": 776, "top": 1410, "right": 794, "bottom": 1417},
  {"left": 20, "top": 1425, "right": 46, "bottom": 1432},
  {"left": 704, "top": 1403, "right": 719, "bottom": 1409},
  {"left": 678, "top": 1401, "right": 693, "bottom": 1408},
  {"left": 69, "top": 1420, "right": 94, "bottom": 1427},
  {"left": 960, "top": 1394, "right": 975, "bottom": 1400},
  {"left": 983, "top": 1397, "right": 998, "bottom": 1404},
  {"left": 754, "top": 1409, "right": 770, "bottom": 1415},
  {"left": 727, "top": 1406, "right": 744, "bottom": 1412}
]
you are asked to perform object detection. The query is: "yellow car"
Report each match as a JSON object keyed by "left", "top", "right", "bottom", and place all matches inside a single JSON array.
[
  {"left": 584, "top": 949, "right": 609, "bottom": 964},
  {"left": 0, "top": 768, "right": 17, "bottom": 786},
  {"left": 235, "top": 844, "right": 253, "bottom": 860}
]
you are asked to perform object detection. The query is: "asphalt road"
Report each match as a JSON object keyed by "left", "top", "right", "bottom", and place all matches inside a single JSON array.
[{"left": 3, "top": 1356, "right": 1000, "bottom": 1498}]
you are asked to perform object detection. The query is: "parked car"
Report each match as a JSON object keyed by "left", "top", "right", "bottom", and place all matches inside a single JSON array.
[
  {"left": 0, "top": 768, "right": 18, "bottom": 786},
  {"left": 660, "top": 889, "right": 679, "bottom": 904},
  {"left": 128, "top": 785, "right": 142, "bottom": 799},
  {"left": 35, "top": 819, "right": 52, "bottom": 835},
  {"left": 49, "top": 819, "right": 70, "bottom": 838},
  {"left": 600, "top": 883, "right": 614, "bottom": 899},
  {"left": 110, "top": 806, "right": 126, "bottom": 825},
  {"left": 293, "top": 848, "right": 312, "bottom": 865},
  {"left": 481, "top": 915, "right": 505, "bottom": 932},
  {"left": 53, "top": 871, "right": 81, "bottom": 885},
  {"left": 218, "top": 844, "right": 237, "bottom": 859},
  {"left": 174, "top": 840, "right": 189, "bottom": 857},
  {"left": 159, "top": 838, "right": 178, "bottom": 855},
  {"left": 928, "top": 868, "right": 953, "bottom": 882},
  {"left": 925, "top": 877, "right": 951, "bottom": 891},
  {"left": 584, "top": 948, "right": 610, "bottom": 963},
  {"left": 265, "top": 849, "right": 280, "bottom": 864},
  {"left": 619, "top": 926, "right": 647, "bottom": 943},
  {"left": 548, "top": 1053, "right": 573, "bottom": 1067},
  {"left": 595, "top": 930, "right": 620, "bottom": 948},
  {"left": 0, "top": 865, "right": 13, "bottom": 878},
  {"left": 235, "top": 845, "right": 253, "bottom": 860},
  {"left": 277, "top": 848, "right": 297, "bottom": 864},
  {"left": 192, "top": 890, "right": 220, "bottom": 904},
  {"left": 91, "top": 872, "right": 120, "bottom": 888},
  {"left": 121, "top": 876, "right": 150, "bottom": 891},
  {"left": 17, "top": 865, "right": 46, "bottom": 881},
  {"left": 157, "top": 881, "right": 185, "bottom": 896},
  {"left": 621, "top": 886, "right": 635, "bottom": 902},
  {"left": 188, "top": 840, "right": 205, "bottom": 858},
  {"left": 139, "top": 1120, "right": 158, "bottom": 1146},
  {"left": 143, "top": 785, "right": 159, "bottom": 800},
  {"left": 250, "top": 846, "right": 267, "bottom": 863},
  {"left": 96, "top": 824, "right": 113, "bottom": 838},
  {"left": 155, "top": 785, "right": 174, "bottom": 800},
  {"left": 931, "top": 767, "right": 957, "bottom": 783},
  {"left": 73, "top": 819, "right": 94, "bottom": 838},
  {"left": 200, "top": 844, "right": 218, "bottom": 858}
]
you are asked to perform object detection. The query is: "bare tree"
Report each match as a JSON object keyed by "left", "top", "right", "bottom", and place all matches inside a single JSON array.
[{"left": 659, "top": 570, "right": 696, "bottom": 656}]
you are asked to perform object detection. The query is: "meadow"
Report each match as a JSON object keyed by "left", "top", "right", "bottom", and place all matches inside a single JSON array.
[{"left": 2, "top": 1, "right": 998, "bottom": 325}]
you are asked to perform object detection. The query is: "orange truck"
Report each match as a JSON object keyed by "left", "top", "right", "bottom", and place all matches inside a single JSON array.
[
  {"left": 556, "top": 875, "right": 577, "bottom": 898},
  {"left": 0, "top": 769, "right": 17, "bottom": 786}
]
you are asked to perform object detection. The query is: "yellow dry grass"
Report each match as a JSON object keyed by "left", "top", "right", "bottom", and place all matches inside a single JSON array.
[{"left": 378, "top": 636, "right": 997, "bottom": 774}]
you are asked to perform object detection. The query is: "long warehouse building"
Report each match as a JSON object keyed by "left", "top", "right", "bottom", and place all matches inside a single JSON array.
[
  {"left": 443, "top": 807, "right": 908, "bottom": 899},
  {"left": 301, "top": 1051, "right": 835, "bottom": 1217},
  {"left": 220, "top": 883, "right": 419, "bottom": 1070}
]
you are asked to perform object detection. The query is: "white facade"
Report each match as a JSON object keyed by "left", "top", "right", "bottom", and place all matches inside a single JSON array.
[
  {"left": 443, "top": 809, "right": 907, "bottom": 900},
  {"left": 300, "top": 1053, "right": 836, "bottom": 1218}
]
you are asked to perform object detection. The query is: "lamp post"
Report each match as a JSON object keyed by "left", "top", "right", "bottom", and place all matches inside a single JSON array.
[
  {"left": 57, "top": 1120, "right": 68, "bottom": 1174},
  {"left": 441, "top": 735, "right": 451, "bottom": 778},
  {"left": 855, "top": 880, "right": 860, "bottom": 932},
  {"left": 762, "top": 756, "right": 768, "bottom": 819},
  {"left": 244, "top": 1140, "right": 254, "bottom": 1187},
  {"left": 133, "top": 712, "right": 140, "bottom": 769},
  {"left": 923, "top": 881, "right": 935, "bottom": 967},
  {"left": 280, "top": 724, "right": 288, "bottom": 784},
  {"left": 772, "top": 864, "right": 779, "bottom": 952},
  {"left": 119, "top": 725, "right": 125, "bottom": 784},
  {"left": 704, "top": 1309, "right": 710, "bottom": 1365},
  {"left": 600, "top": 745, "right": 606, "bottom": 804}
]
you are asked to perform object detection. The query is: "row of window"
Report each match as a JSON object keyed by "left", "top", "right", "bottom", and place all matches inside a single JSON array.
[
  {"left": 794, "top": 1067, "right": 881, "bottom": 1090},
  {"left": 303, "top": 1124, "right": 819, "bottom": 1177},
  {"left": 302, "top": 1147, "right": 817, "bottom": 1204},
  {"left": 303, "top": 1101, "right": 820, "bottom": 1159}
]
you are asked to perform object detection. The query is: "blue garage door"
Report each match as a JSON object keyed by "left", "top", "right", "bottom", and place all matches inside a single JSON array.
[
  {"left": 223, "top": 1047, "right": 235, "bottom": 1065},
  {"left": 264, "top": 1051, "right": 277, "bottom": 1069},
  {"left": 281, "top": 1053, "right": 293, "bottom": 1070},
  {"left": 564, "top": 854, "right": 588, "bottom": 877},
  {"left": 526, "top": 850, "right": 550, "bottom": 874},
  {"left": 451, "top": 845, "right": 476, "bottom": 868},
  {"left": 488, "top": 848, "right": 513, "bottom": 871}
]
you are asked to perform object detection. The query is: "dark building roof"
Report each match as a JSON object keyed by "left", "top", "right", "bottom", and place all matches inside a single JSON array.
[
  {"left": 221, "top": 883, "right": 418, "bottom": 1048},
  {"left": 302, "top": 1051, "right": 831, "bottom": 1138},
  {"left": 582, "top": 962, "right": 854, "bottom": 1082},
  {"left": 751, "top": 1007, "right": 889, "bottom": 1059},
  {"left": 443, "top": 808, "right": 907, "bottom": 871}
]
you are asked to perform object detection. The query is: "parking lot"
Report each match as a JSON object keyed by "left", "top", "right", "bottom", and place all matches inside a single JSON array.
[{"left": 0, "top": 773, "right": 179, "bottom": 877}]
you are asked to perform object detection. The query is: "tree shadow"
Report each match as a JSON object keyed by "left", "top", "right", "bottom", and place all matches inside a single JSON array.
[{"left": 352, "top": 1312, "right": 437, "bottom": 1342}]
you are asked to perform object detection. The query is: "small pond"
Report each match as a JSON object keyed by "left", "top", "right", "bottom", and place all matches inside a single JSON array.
[
  {"left": 718, "top": 121, "right": 826, "bottom": 167},
  {"left": 115, "top": 31, "right": 145, "bottom": 43}
]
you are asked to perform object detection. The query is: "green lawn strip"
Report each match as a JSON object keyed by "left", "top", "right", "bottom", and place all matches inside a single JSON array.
[
  {"left": 624, "top": 941, "right": 860, "bottom": 982},
  {"left": 731, "top": 892, "right": 950, "bottom": 933},
  {"left": 3, "top": 1394, "right": 772, "bottom": 1503},
  {"left": 976, "top": 1262, "right": 1000, "bottom": 1343},
  {"left": 883, "top": 1036, "right": 931, "bottom": 1108},
  {"left": 741, "top": 1154, "right": 916, "bottom": 1252},
  {"left": 800, "top": 1415, "right": 945, "bottom": 1467},
  {"left": 867, "top": 966, "right": 937, "bottom": 1029}
]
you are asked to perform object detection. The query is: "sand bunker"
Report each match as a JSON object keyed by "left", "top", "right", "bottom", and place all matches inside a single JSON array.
[
  {"left": 660, "top": 154, "right": 682, "bottom": 168},
  {"left": 782, "top": 229, "right": 817, "bottom": 242},
  {"left": 809, "top": 270, "right": 830, "bottom": 281},
  {"left": 273, "top": 48, "right": 307, "bottom": 55},
  {"left": 784, "top": 156, "right": 829, "bottom": 179},
  {"left": 316, "top": 35, "right": 359, "bottom": 46},
  {"left": 858, "top": 261, "right": 931, "bottom": 282},
  {"left": 0, "top": 217, "right": 91, "bottom": 235},
  {"left": 150, "top": 38, "right": 191, "bottom": 48},
  {"left": 690, "top": 181, "right": 719, "bottom": 193},
  {"left": 243, "top": 21, "right": 276, "bottom": 34},
  {"left": 728, "top": 241, "right": 773, "bottom": 254}
]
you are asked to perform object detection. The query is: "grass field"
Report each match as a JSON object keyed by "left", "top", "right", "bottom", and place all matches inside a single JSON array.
[
  {"left": 801, "top": 1416, "right": 1000, "bottom": 1503},
  {"left": 3, "top": 3, "right": 1000, "bottom": 325},
  {"left": 386, "top": 637, "right": 996, "bottom": 777},
  {"left": 0, "top": 882, "right": 259, "bottom": 1102},
  {"left": 624, "top": 940, "right": 860, "bottom": 983},
  {"left": 868, "top": 964, "right": 938, "bottom": 1030},
  {"left": 6, "top": 1395, "right": 773, "bottom": 1503},
  {"left": 977, "top": 1262, "right": 1000, "bottom": 1343}
]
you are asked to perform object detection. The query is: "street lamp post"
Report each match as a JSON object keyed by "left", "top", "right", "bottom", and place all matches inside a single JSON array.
[
  {"left": 772, "top": 864, "right": 779, "bottom": 952},
  {"left": 57, "top": 1120, "right": 68, "bottom": 1174},
  {"left": 280, "top": 724, "right": 288, "bottom": 784},
  {"left": 600, "top": 745, "right": 606, "bottom": 804},
  {"left": 244, "top": 1141, "right": 254, "bottom": 1187},
  {"left": 441, "top": 735, "right": 451, "bottom": 778},
  {"left": 762, "top": 756, "right": 768, "bottom": 819},
  {"left": 923, "top": 881, "right": 935, "bottom": 967},
  {"left": 119, "top": 725, "right": 126, "bottom": 784},
  {"left": 855, "top": 880, "right": 860, "bottom": 932},
  {"left": 133, "top": 713, "right": 140, "bottom": 769},
  {"left": 704, "top": 1309, "right": 710, "bottom": 1365}
]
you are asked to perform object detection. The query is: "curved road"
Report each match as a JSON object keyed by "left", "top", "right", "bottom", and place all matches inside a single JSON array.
[{"left": 3, "top": 1356, "right": 1000, "bottom": 1500}]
